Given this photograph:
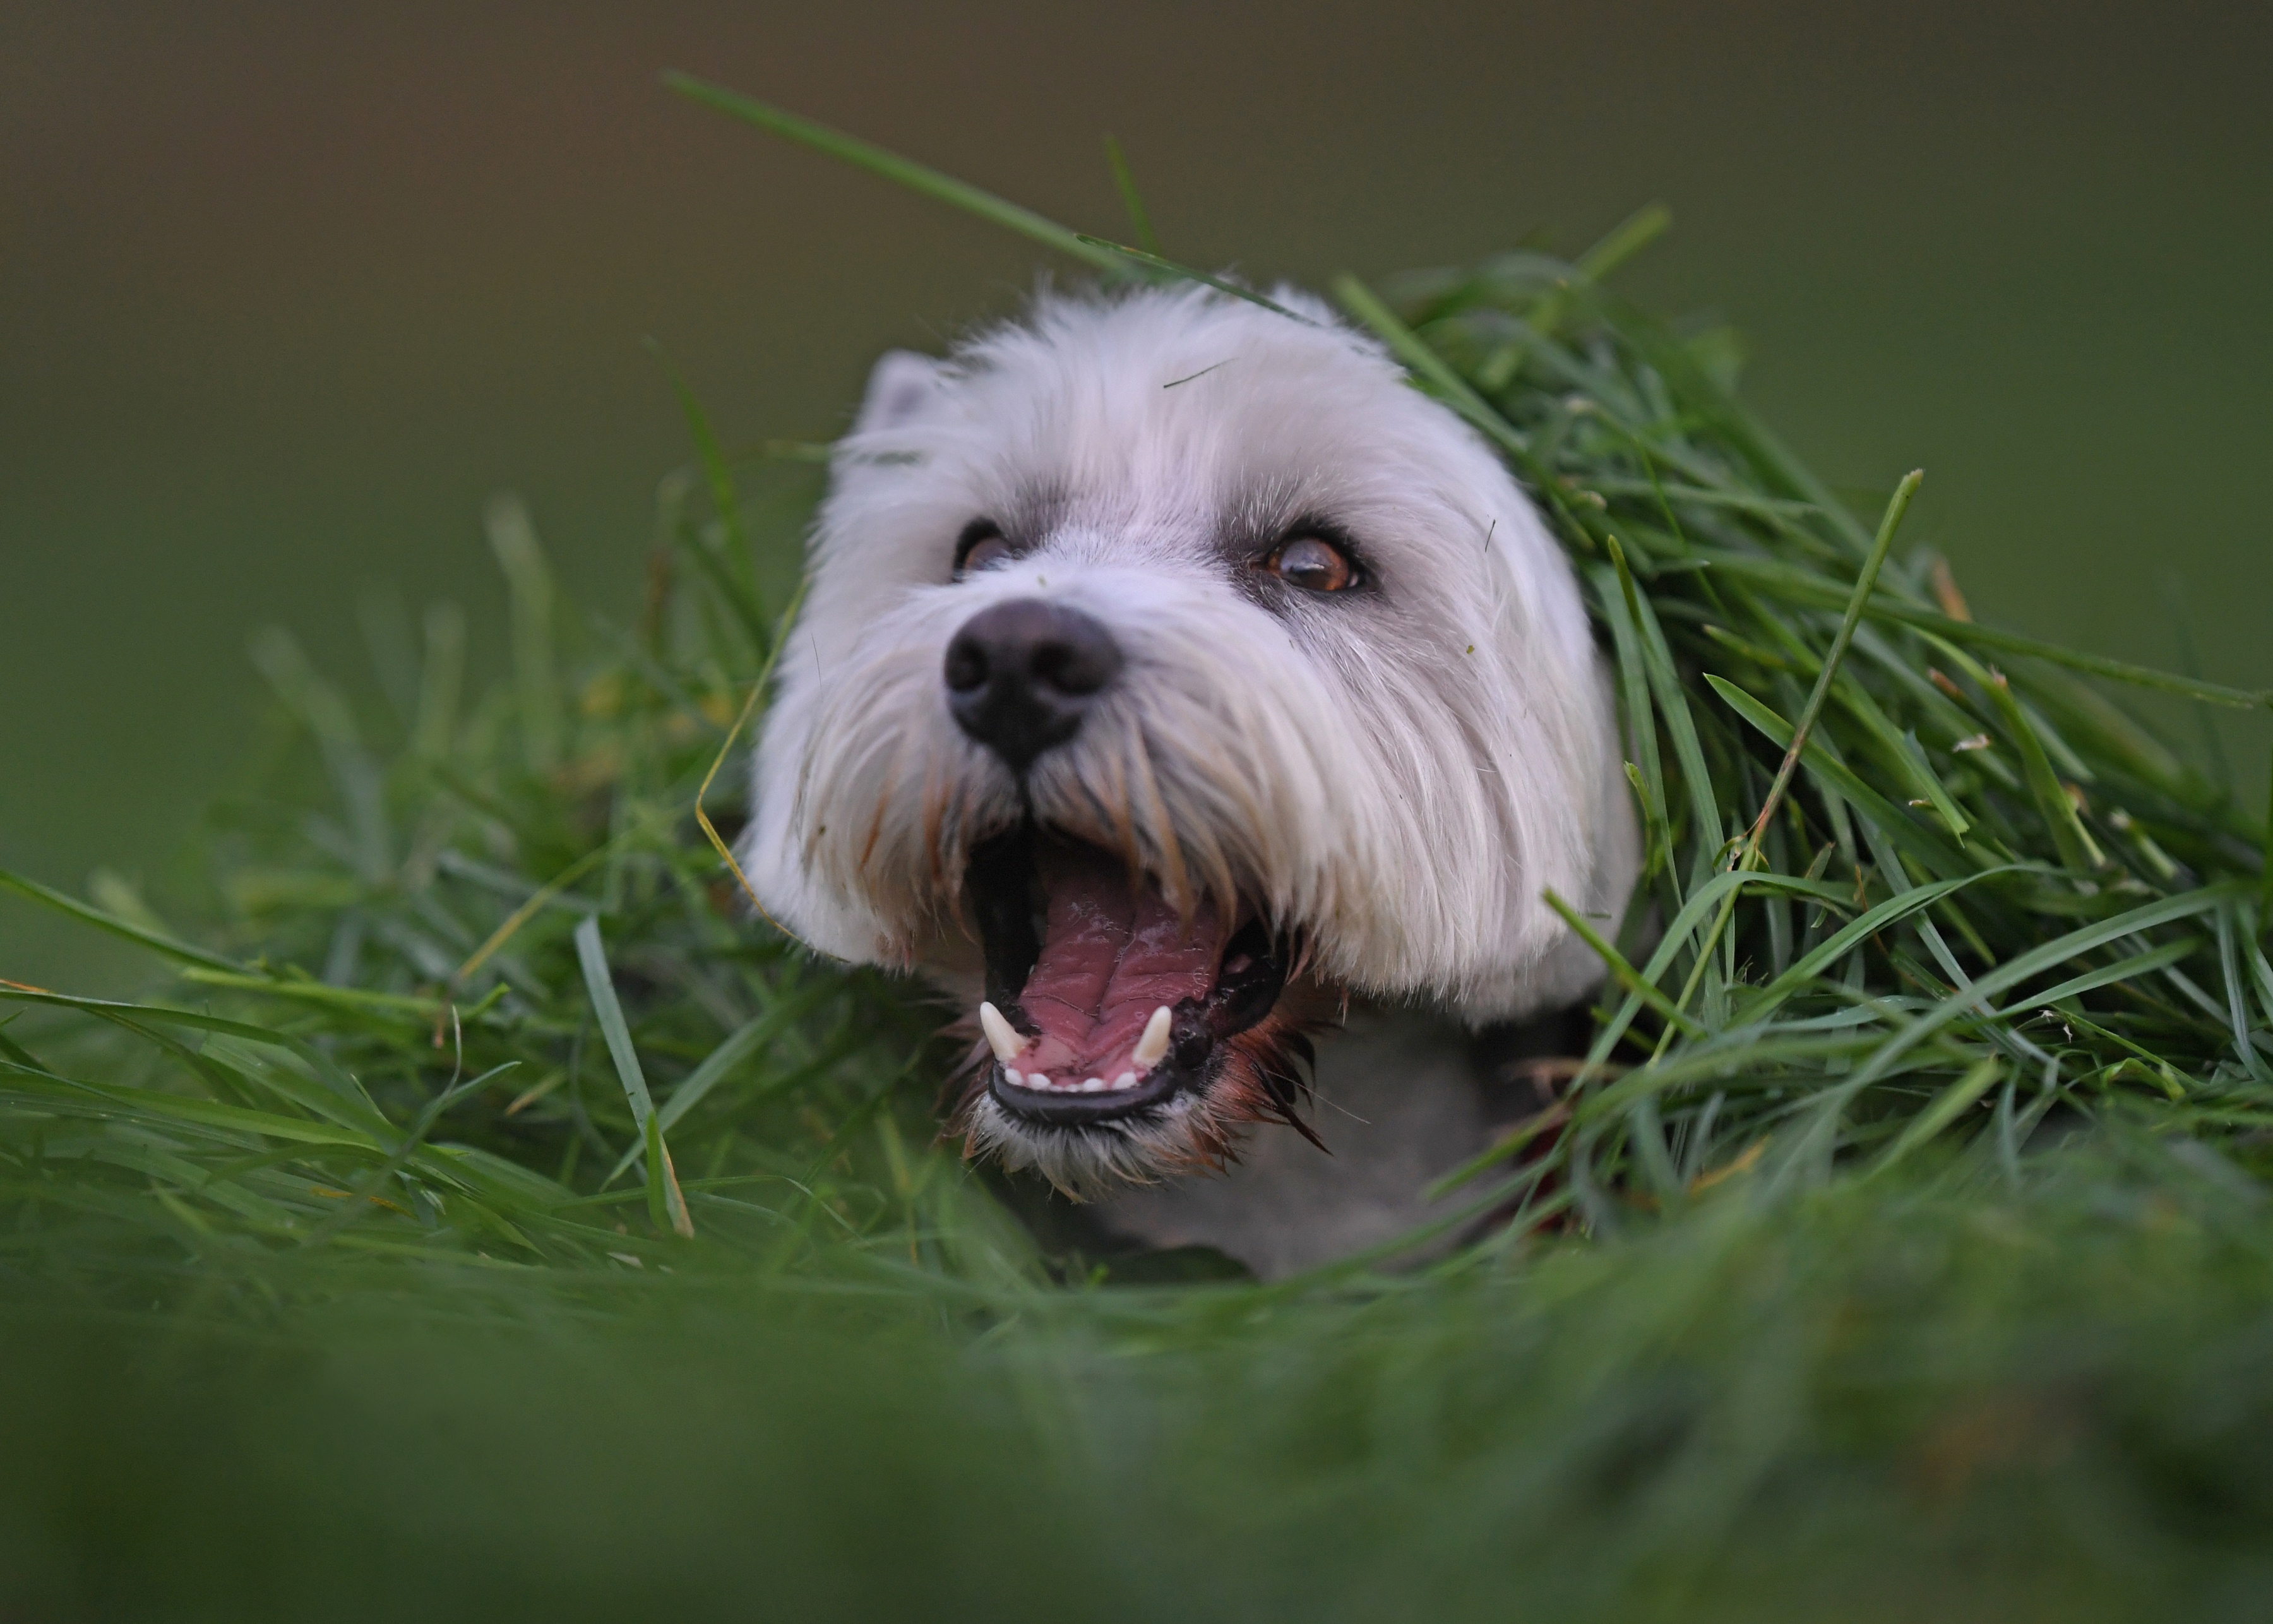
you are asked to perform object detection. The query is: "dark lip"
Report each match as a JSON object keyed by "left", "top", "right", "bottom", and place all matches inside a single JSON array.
[
  {"left": 963, "top": 825, "right": 1291, "bottom": 1128},
  {"left": 986, "top": 1053, "right": 1190, "bottom": 1124}
]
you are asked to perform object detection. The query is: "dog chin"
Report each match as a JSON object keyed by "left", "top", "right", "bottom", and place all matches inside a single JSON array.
[
  {"left": 941, "top": 824, "right": 1320, "bottom": 1193},
  {"left": 958, "top": 1089, "right": 1210, "bottom": 1194}
]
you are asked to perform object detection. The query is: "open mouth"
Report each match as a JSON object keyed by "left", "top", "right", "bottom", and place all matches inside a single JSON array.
[{"left": 963, "top": 827, "right": 1291, "bottom": 1128}]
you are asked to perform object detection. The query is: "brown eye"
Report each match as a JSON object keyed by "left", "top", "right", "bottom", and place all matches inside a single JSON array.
[
  {"left": 1265, "top": 534, "right": 1357, "bottom": 593},
  {"left": 953, "top": 520, "right": 1011, "bottom": 578}
]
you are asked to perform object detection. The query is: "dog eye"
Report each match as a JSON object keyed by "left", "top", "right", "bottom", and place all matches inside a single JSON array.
[
  {"left": 953, "top": 521, "right": 1012, "bottom": 578},
  {"left": 1263, "top": 534, "right": 1358, "bottom": 593}
]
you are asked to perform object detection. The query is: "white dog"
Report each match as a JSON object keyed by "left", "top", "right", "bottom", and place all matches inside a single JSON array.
[{"left": 743, "top": 283, "right": 1637, "bottom": 1275}]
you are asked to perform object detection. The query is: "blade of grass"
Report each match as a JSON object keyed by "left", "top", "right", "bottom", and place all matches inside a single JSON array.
[
  {"left": 1699, "top": 552, "right": 2273, "bottom": 711},
  {"left": 0, "top": 867, "right": 243, "bottom": 974},
  {"left": 0, "top": 1064, "right": 381, "bottom": 1150},
  {"left": 1743, "top": 471, "right": 1921, "bottom": 854},
  {"left": 1653, "top": 471, "right": 1928, "bottom": 1065},
  {"left": 1708, "top": 678, "right": 1970, "bottom": 880},
  {"left": 412, "top": 600, "right": 465, "bottom": 760},
  {"left": 1593, "top": 569, "right": 1667, "bottom": 840},
  {"left": 696, "top": 575, "right": 820, "bottom": 953},
  {"left": 248, "top": 628, "right": 392, "bottom": 881},
  {"left": 1506, "top": 864, "right": 1863, "bottom": 1150},
  {"left": 645, "top": 337, "right": 768, "bottom": 644},
  {"left": 2216, "top": 902, "right": 2273, "bottom": 1085},
  {"left": 0, "top": 1017, "right": 42, "bottom": 1072},
  {"left": 2245, "top": 914, "right": 2273, "bottom": 1034},
  {"left": 486, "top": 493, "right": 564, "bottom": 774},
  {"left": 455, "top": 819, "right": 654, "bottom": 986},
  {"left": 1578, "top": 1032, "right": 1923, "bottom": 1121},
  {"left": 1574, "top": 202, "right": 1673, "bottom": 282},
  {"left": 179, "top": 970, "right": 511, "bottom": 1029},
  {"left": 1331, "top": 275, "right": 1536, "bottom": 463},
  {"left": 1543, "top": 887, "right": 1709, "bottom": 1039},
  {"left": 2263, "top": 753, "right": 2273, "bottom": 917},
  {"left": 573, "top": 916, "right": 692, "bottom": 1235},
  {"left": 1988, "top": 936, "right": 2201, "bottom": 1020},
  {"left": 1073, "top": 235, "right": 1318, "bottom": 325},
  {"left": 1826, "top": 884, "right": 2246, "bottom": 1106},
  {"left": 299, "top": 1061, "right": 520, "bottom": 1250},
  {"left": 1745, "top": 868, "right": 2021, "bottom": 1024},
  {"left": 664, "top": 74, "right": 1130, "bottom": 278},
  {"left": 1866, "top": 1054, "right": 2003, "bottom": 1176},
  {"left": 604, "top": 975, "right": 842, "bottom": 1183},
  {"left": 0, "top": 987, "right": 393, "bottom": 1136},
  {"left": 1991, "top": 687, "right": 2104, "bottom": 872},
  {"left": 1101, "top": 134, "right": 1159, "bottom": 255},
  {"left": 1611, "top": 539, "right": 1724, "bottom": 884}
]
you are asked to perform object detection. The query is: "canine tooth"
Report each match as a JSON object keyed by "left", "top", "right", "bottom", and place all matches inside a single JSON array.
[
  {"left": 979, "top": 1001, "right": 1028, "bottom": 1065},
  {"left": 1133, "top": 1005, "right": 1173, "bottom": 1071},
  {"left": 1112, "top": 1072, "right": 1136, "bottom": 1090}
]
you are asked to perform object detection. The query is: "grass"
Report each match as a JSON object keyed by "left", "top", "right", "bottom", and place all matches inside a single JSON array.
[{"left": 5, "top": 78, "right": 2273, "bottom": 1620}]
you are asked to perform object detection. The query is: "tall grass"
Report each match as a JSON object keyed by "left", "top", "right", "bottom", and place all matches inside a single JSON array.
[{"left": 4, "top": 78, "right": 2273, "bottom": 1620}]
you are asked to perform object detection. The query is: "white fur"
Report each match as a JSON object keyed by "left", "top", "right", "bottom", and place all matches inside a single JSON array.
[{"left": 742, "top": 282, "right": 1638, "bottom": 1186}]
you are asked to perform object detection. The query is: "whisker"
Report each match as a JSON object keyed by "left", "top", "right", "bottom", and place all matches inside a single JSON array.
[{"left": 1125, "top": 727, "right": 1193, "bottom": 917}]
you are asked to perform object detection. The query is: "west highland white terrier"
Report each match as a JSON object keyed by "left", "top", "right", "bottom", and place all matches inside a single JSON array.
[{"left": 743, "top": 283, "right": 1638, "bottom": 1274}]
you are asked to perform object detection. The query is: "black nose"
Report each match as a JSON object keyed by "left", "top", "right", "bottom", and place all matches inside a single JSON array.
[{"left": 943, "top": 598, "right": 1123, "bottom": 772}]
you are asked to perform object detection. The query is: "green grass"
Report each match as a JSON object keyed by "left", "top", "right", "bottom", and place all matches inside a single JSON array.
[{"left": 5, "top": 80, "right": 2273, "bottom": 1620}]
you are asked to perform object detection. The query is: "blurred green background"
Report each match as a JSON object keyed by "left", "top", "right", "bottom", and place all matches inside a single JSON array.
[{"left": 5, "top": 0, "right": 2269, "bottom": 984}]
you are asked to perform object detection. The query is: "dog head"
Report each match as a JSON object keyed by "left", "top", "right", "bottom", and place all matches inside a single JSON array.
[{"left": 742, "top": 284, "right": 1635, "bottom": 1190}]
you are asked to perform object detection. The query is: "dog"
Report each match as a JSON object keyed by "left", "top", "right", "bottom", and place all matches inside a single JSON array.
[{"left": 742, "top": 282, "right": 1638, "bottom": 1276}]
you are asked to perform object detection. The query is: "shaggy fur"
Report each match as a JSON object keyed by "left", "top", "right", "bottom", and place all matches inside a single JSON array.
[{"left": 742, "top": 282, "right": 1637, "bottom": 1214}]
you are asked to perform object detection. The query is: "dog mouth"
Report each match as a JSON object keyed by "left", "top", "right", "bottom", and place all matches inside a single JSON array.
[{"left": 963, "top": 826, "right": 1291, "bottom": 1128}]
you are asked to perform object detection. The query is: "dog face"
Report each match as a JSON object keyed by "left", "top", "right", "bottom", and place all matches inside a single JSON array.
[{"left": 743, "top": 285, "right": 1635, "bottom": 1190}]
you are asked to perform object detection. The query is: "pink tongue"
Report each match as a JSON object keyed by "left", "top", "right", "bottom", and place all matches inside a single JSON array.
[{"left": 1014, "top": 842, "right": 1227, "bottom": 1079}]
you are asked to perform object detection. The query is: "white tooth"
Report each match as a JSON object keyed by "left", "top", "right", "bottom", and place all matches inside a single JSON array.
[
  {"left": 1005, "top": 1069, "right": 1024, "bottom": 1088},
  {"left": 1133, "top": 1005, "right": 1173, "bottom": 1071},
  {"left": 1027, "top": 1073, "right": 1051, "bottom": 1091},
  {"left": 979, "top": 1001, "right": 1028, "bottom": 1066},
  {"left": 1082, "top": 1077, "right": 1106, "bottom": 1093},
  {"left": 1112, "top": 1072, "right": 1136, "bottom": 1091}
]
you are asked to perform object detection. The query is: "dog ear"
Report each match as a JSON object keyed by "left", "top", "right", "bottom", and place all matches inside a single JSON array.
[{"left": 853, "top": 349, "right": 948, "bottom": 434}]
